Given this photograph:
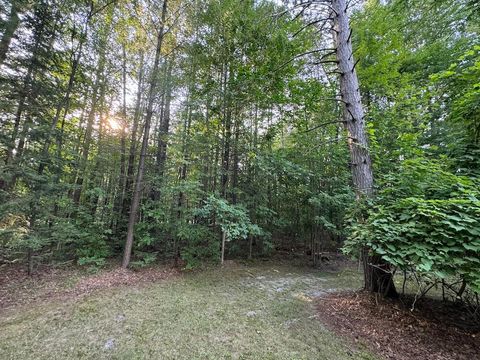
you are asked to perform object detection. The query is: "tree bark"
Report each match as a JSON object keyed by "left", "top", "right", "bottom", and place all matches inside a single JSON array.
[
  {"left": 72, "top": 7, "right": 112, "bottom": 204},
  {"left": 232, "top": 110, "right": 240, "bottom": 205},
  {"left": 122, "top": 52, "right": 145, "bottom": 219},
  {"left": 1, "top": 2, "right": 57, "bottom": 192},
  {"left": 152, "top": 56, "right": 173, "bottom": 200},
  {"left": 113, "top": 44, "right": 128, "bottom": 223},
  {"left": 122, "top": 0, "right": 168, "bottom": 268},
  {"left": 72, "top": 53, "right": 106, "bottom": 204},
  {"left": 0, "top": 0, "right": 21, "bottom": 66},
  {"left": 37, "top": 11, "right": 89, "bottom": 176},
  {"left": 221, "top": 230, "right": 226, "bottom": 265},
  {"left": 332, "top": 0, "right": 373, "bottom": 196},
  {"left": 156, "top": 58, "right": 173, "bottom": 178},
  {"left": 332, "top": 0, "right": 397, "bottom": 297},
  {"left": 219, "top": 63, "right": 232, "bottom": 199}
]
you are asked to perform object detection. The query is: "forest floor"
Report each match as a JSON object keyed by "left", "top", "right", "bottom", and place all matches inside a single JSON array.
[
  {"left": 0, "top": 259, "right": 376, "bottom": 359},
  {"left": 0, "top": 259, "right": 478, "bottom": 359},
  {"left": 316, "top": 292, "right": 479, "bottom": 360}
]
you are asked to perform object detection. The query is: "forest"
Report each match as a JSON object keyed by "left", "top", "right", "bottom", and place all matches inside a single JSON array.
[{"left": 0, "top": 0, "right": 479, "bottom": 359}]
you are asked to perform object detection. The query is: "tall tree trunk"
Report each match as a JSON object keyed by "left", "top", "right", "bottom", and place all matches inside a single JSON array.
[
  {"left": 174, "top": 80, "right": 192, "bottom": 264},
  {"left": 151, "top": 56, "right": 173, "bottom": 200},
  {"left": 0, "top": 0, "right": 21, "bottom": 66},
  {"left": 85, "top": 90, "right": 111, "bottom": 217},
  {"left": 89, "top": 92, "right": 110, "bottom": 216},
  {"left": 72, "top": 5, "right": 113, "bottom": 204},
  {"left": 122, "top": 0, "right": 168, "bottom": 268},
  {"left": 7, "top": 68, "right": 32, "bottom": 166},
  {"left": 221, "top": 66, "right": 231, "bottom": 198},
  {"left": 1, "top": 1, "right": 55, "bottom": 191},
  {"left": 232, "top": 110, "right": 240, "bottom": 205},
  {"left": 156, "top": 58, "right": 173, "bottom": 179},
  {"left": 332, "top": 0, "right": 397, "bottom": 298},
  {"left": 248, "top": 104, "right": 259, "bottom": 259},
  {"left": 72, "top": 51, "right": 106, "bottom": 204},
  {"left": 113, "top": 44, "right": 128, "bottom": 223},
  {"left": 173, "top": 59, "right": 196, "bottom": 264},
  {"left": 122, "top": 52, "right": 145, "bottom": 219},
  {"left": 37, "top": 16, "right": 88, "bottom": 176},
  {"left": 201, "top": 97, "right": 213, "bottom": 194}
]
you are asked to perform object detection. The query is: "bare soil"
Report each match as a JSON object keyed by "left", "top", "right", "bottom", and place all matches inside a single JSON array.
[{"left": 316, "top": 291, "right": 480, "bottom": 360}]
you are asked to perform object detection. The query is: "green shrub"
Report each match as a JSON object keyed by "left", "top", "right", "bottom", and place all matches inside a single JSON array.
[
  {"left": 130, "top": 251, "right": 158, "bottom": 268},
  {"left": 177, "top": 224, "right": 218, "bottom": 269},
  {"left": 345, "top": 158, "right": 480, "bottom": 293}
]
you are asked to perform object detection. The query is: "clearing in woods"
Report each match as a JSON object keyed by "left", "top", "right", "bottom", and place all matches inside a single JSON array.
[{"left": 0, "top": 260, "right": 376, "bottom": 359}]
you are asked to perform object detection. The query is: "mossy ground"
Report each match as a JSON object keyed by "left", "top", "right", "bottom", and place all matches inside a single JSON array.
[{"left": 0, "top": 261, "right": 377, "bottom": 359}]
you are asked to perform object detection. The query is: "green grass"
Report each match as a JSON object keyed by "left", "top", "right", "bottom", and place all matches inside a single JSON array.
[{"left": 0, "top": 261, "right": 376, "bottom": 359}]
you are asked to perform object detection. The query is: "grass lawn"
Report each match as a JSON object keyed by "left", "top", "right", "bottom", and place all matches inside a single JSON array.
[{"left": 0, "top": 261, "right": 377, "bottom": 359}]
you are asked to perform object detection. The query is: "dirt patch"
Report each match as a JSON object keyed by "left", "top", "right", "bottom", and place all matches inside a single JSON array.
[
  {"left": 0, "top": 264, "right": 179, "bottom": 313},
  {"left": 241, "top": 272, "right": 328, "bottom": 298},
  {"left": 316, "top": 291, "right": 480, "bottom": 360},
  {"left": 313, "top": 252, "right": 359, "bottom": 272},
  {"left": 0, "top": 265, "right": 80, "bottom": 310},
  {"left": 269, "top": 251, "right": 359, "bottom": 273},
  {"left": 221, "top": 259, "right": 241, "bottom": 267},
  {"left": 71, "top": 266, "right": 178, "bottom": 296}
]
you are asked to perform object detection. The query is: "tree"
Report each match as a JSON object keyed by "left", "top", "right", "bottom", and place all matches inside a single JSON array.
[
  {"left": 122, "top": 0, "right": 168, "bottom": 269},
  {"left": 0, "top": 0, "right": 23, "bottom": 66},
  {"left": 332, "top": 0, "right": 397, "bottom": 296}
]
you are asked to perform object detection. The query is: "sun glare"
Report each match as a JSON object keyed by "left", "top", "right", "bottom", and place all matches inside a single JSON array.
[{"left": 108, "top": 117, "right": 122, "bottom": 131}]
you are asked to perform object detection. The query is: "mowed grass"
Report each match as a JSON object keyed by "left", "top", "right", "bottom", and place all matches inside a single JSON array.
[{"left": 0, "top": 261, "right": 376, "bottom": 360}]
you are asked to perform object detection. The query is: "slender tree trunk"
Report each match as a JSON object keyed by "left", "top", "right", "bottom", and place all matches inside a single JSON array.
[
  {"left": 221, "top": 67, "right": 231, "bottom": 199},
  {"left": 113, "top": 44, "right": 128, "bottom": 222},
  {"left": 248, "top": 104, "right": 259, "bottom": 259},
  {"left": 212, "top": 134, "right": 220, "bottom": 193},
  {"left": 221, "top": 230, "right": 226, "bottom": 265},
  {"left": 332, "top": 0, "right": 397, "bottom": 297},
  {"left": 72, "top": 57, "right": 105, "bottom": 204},
  {"left": 152, "top": 56, "right": 173, "bottom": 200},
  {"left": 72, "top": 7, "right": 112, "bottom": 204},
  {"left": 0, "top": 0, "right": 21, "bottom": 66},
  {"left": 88, "top": 85, "right": 110, "bottom": 216},
  {"left": 7, "top": 68, "right": 32, "bottom": 166},
  {"left": 248, "top": 234, "right": 253, "bottom": 259},
  {"left": 156, "top": 58, "right": 173, "bottom": 178},
  {"left": 232, "top": 110, "right": 240, "bottom": 205},
  {"left": 201, "top": 99, "right": 212, "bottom": 193},
  {"left": 1, "top": 2, "right": 48, "bottom": 190},
  {"left": 173, "top": 58, "right": 196, "bottom": 264},
  {"left": 37, "top": 18, "right": 88, "bottom": 176},
  {"left": 174, "top": 82, "right": 192, "bottom": 263},
  {"left": 122, "top": 52, "right": 145, "bottom": 219},
  {"left": 122, "top": 0, "right": 168, "bottom": 268}
]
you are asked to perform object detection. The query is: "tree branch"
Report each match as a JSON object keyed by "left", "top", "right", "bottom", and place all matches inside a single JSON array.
[
  {"left": 292, "top": 17, "right": 333, "bottom": 38},
  {"left": 303, "top": 119, "right": 345, "bottom": 133},
  {"left": 276, "top": 48, "right": 336, "bottom": 71}
]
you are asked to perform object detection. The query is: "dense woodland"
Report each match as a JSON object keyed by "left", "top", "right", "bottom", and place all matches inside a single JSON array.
[{"left": 0, "top": 0, "right": 479, "bottom": 308}]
